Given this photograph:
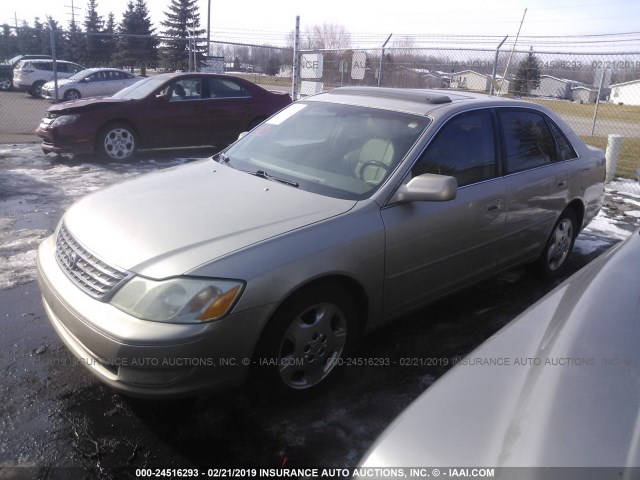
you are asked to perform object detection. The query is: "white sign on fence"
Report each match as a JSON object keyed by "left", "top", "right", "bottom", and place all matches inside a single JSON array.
[
  {"left": 301, "top": 53, "right": 323, "bottom": 79},
  {"left": 352, "top": 52, "right": 366, "bottom": 80},
  {"left": 594, "top": 69, "right": 612, "bottom": 88}
]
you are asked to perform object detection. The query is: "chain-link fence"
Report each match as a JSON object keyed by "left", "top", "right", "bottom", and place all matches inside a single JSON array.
[
  {"left": 296, "top": 46, "right": 640, "bottom": 190},
  {"left": 1, "top": 24, "right": 638, "bottom": 192}
]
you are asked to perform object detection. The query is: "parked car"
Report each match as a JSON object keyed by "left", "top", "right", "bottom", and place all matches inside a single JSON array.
[
  {"left": 37, "top": 87, "right": 605, "bottom": 399},
  {"left": 13, "top": 59, "right": 84, "bottom": 97},
  {"left": 0, "top": 54, "right": 51, "bottom": 91},
  {"left": 359, "top": 229, "right": 640, "bottom": 469},
  {"left": 41, "top": 68, "right": 142, "bottom": 102},
  {"left": 35, "top": 72, "right": 292, "bottom": 160}
]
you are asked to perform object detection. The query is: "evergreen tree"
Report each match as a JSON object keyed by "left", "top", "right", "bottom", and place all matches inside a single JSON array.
[
  {"left": 44, "top": 17, "right": 67, "bottom": 58},
  {"left": 115, "top": 0, "right": 157, "bottom": 74},
  {"left": 160, "top": 0, "right": 205, "bottom": 72},
  {"left": 66, "top": 19, "right": 84, "bottom": 64},
  {"left": 0, "top": 24, "right": 18, "bottom": 60},
  {"left": 15, "top": 20, "right": 40, "bottom": 54},
  {"left": 102, "top": 12, "right": 117, "bottom": 64},
  {"left": 514, "top": 49, "right": 541, "bottom": 96},
  {"left": 83, "top": 0, "right": 105, "bottom": 66}
]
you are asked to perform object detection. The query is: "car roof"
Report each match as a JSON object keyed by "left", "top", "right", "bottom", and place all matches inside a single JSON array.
[{"left": 306, "top": 86, "right": 544, "bottom": 117}]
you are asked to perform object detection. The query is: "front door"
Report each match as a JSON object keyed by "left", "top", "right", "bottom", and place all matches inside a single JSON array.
[{"left": 381, "top": 109, "right": 506, "bottom": 318}]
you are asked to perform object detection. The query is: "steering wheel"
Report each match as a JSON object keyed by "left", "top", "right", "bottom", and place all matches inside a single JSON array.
[{"left": 358, "top": 160, "right": 391, "bottom": 181}]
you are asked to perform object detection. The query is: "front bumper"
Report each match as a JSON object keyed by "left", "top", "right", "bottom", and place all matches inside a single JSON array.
[
  {"left": 36, "top": 119, "right": 95, "bottom": 155},
  {"left": 37, "top": 234, "right": 270, "bottom": 398}
]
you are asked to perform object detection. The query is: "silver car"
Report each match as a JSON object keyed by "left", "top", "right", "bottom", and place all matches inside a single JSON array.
[
  {"left": 41, "top": 68, "right": 141, "bottom": 102},
  {"left": 37, "top": 87, "right": 605, "bottom": 398},
  {"left": 359, "top": 229, "right": 640, "bottom": 469}
]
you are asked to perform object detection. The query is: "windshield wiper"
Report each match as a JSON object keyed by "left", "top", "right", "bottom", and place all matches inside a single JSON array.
[{"left": 251, "top": 170, "right": 299, "bottom": 188}]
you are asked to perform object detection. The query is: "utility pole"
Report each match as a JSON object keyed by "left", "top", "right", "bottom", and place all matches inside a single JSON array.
[{"left": 65, "top": 0, "right": 81, "bottom": 25}]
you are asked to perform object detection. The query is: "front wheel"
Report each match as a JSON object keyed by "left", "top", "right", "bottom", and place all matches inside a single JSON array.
[
  {"left": 63, "top": 89, "right": 81, "bottom": 101},
  {"left": 252, "top": 286, "right": 359, "bottom": 398},
  {"left": 536, "top": 209, "right": 578, "bottom": 277},
  {"left": 97, "top": 123, "right": 138, "bottom": 161}
]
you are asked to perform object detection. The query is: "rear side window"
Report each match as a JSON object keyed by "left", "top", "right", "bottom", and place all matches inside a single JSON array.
[
  {"left": 413, "top": 109, "right": 497, "bottom": 187},
  {"left": 35, "top": 62, "right": 53, "bottom": 71},
  {"left": 499, "top": 110, "right": 557, "bottom": 173}
]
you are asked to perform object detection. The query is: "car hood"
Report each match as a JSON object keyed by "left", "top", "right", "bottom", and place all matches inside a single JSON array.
[
  {"left": 43, "top": 78, "right": 73, "bottom": 88},
  {"left": 63, "top": 160, "right": 357, "bottom": 278},
  {"left": 361, "top": 230, "right": 640, "bottom": 468},
  {"left": 47, "top": 96, "right": 130, "bottom": 113}
]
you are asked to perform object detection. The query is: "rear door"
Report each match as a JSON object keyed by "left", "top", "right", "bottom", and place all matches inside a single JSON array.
[
  {"left": 496, "top": 108, "right": 571, "bottom": 268},
  {"left": 382, "top": 109, "right": 507, "bottom": 318}
]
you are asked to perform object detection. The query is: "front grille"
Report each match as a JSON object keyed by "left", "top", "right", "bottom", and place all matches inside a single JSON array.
[{"left": 55, "top": 223, "right": 131, "bottom": 300}]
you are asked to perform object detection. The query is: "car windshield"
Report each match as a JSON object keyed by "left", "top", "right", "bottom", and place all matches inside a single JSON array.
[
  {"left": 222, "top": 101, "right": 430, "bottom": 200},
  {"left": 111, "top": 76, "right": 168, "bottom": 100},
  {"left": 67, "top": 69, "right": 94, "bottom": 81}
]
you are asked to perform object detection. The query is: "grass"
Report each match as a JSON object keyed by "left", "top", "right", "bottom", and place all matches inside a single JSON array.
[
  {"left": 528, "top": 98, "right": 640, "bottom": 123},
  {"left": 581, "top": 135, "right": 640, "bottom": 180}
]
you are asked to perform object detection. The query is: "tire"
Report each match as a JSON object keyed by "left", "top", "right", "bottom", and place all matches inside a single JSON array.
[
  {"left": 29, "top": 81, "right": 45, "bottom": 97},
  {"left": 97, "top": 123, "right": 138, "bottom": 161},
  {"left": 535, "top": 209, "right": 578, "bottom": 277},
  {"left": 0, "top": 77, "right": 11, "bottom": 91},
  {"left": 251, "top": 285, "right": 359, "bottom": 399},
  {"left": 63, "top": 89, "right": 81, "bottom": 101}
]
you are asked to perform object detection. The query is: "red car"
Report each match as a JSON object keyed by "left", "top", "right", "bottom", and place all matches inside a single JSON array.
[{"left": 36, "top": 73, "right": 292, "bottom": 161}]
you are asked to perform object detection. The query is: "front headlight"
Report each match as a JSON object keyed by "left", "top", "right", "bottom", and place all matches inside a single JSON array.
[
  {"left": 51, "top": 114, "right": 80, "bottom": 128},
  {"left": 110, "top": 277, "right": 244, "bottom": 324}
]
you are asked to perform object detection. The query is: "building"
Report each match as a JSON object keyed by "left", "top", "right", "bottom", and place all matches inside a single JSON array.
[
  {"left": 571, "top": 85, "right": 598, "bottom": 103},
  {"left": 609, "top": 79, "right": 640, "bottom": 105},
  {"left": 451, "top": 70, "right": 511, "bottom": 94},
  {"left": 451, "top": 70, "right": 491, "bottom": 92},
  {"left": 530, "top": 75, "right": 575, "bottom": 99}
]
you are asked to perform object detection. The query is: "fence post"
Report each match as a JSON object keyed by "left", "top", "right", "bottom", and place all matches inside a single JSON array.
[
  {"left": 605, "top": 134, "right": 622, "bottom": 183},
  {"left": 490, "top": 36, "right": 508, "bottom": 96},
  {"left": 292, "top": 16, "right": 300, "bottom": 100},
  {"left": 378, "top": 33, "right": 392, "bottom": 88},
  {"left": 49, "top": 19, "right": 59, "bottom": 103}
]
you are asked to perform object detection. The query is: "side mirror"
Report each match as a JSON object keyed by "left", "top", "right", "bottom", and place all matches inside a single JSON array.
[
  {"left": 155, "top": 93, "right": 169, "bottom": 102},
  {"left": 391, "top": 173, "right": 457, "bottom": 204}
]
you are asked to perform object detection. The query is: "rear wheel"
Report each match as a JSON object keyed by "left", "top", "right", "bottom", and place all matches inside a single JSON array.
[
  {"left": 97, "top": 123, "right": 138, "bottom": 161},
  {"left": 252, "top": 285, "right": 359, "bottom": 398},
  {"left": 0, "top": 77, "right": 11, "bottom": 91},
  {"left": 536, "top": 209, "right": 578, "bottom": 277},
  {"left": 29, "top": 81, "right": 45, "bottom": 97}
]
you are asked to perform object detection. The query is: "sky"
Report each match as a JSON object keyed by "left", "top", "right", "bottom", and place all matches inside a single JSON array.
[{"left": 2, "top": 0, "right": 640, "bottom": 49}]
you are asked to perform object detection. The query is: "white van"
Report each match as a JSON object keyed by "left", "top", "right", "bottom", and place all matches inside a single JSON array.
[{"left": 13, "top": 59, "right": 84, "bottom": 97}]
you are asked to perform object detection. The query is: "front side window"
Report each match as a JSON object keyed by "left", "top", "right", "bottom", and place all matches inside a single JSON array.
[
  {"left": 163, "top": 78, "right": 202, "bottom": 101},
  {"left": 413, "top": 109, "right": 497, "bottom": 187},
  {"left": 221, "top": 102, "right": 430, "bottom": 200},
  {"left": 499, "top": 109, "right": 557, "bottom": 173}
]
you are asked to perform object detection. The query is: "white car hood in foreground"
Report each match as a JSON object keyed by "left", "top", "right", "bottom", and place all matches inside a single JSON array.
[
  {"left": 361, "top": 230, "right": 640, "bottom": 468},
  {"left": 63, "top": 160, "right": 356, "bottom": 278}
]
